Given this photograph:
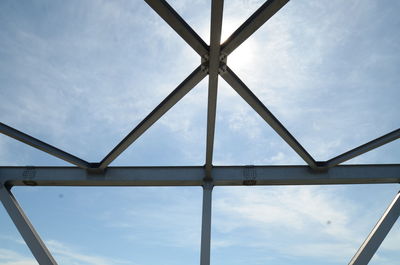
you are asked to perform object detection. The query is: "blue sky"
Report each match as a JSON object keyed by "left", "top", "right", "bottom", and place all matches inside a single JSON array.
[{"left": 0, "top": 0, "right": 399, "bottom": 264}]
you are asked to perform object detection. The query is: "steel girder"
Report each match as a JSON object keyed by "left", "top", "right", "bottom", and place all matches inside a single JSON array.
[{"left": 0, "top": 165, "right": 399, "bottom": 187}]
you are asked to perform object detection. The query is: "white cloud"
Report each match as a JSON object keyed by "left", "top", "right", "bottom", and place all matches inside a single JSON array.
[
  {"left": 47, "top": 240, "right": 133, "bottom": 265},
  {"left": 211, "top": 185, "right": 400, "bottom": 262},
  {"left": 287, "top": 242, "right": 356, "bottom": 261},
  {"left": 0, "top": 249, "right": 37, "bottom": 265},
  {"left": 213, "top": 186, "right": 352, "bottom": 236},
  {"left": 0, "top": 237, "right": 134, "bottom": 265},
  {"left": 96, "top": 188, "right": 203, "bottom": 249}
]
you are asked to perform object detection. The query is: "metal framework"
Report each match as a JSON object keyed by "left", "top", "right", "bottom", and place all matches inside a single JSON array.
[{"left": 0, "top": 0, "right": 399, "bottom": 264}]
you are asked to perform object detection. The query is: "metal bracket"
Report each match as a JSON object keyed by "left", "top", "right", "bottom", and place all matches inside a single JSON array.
[
  {"left": 218, "top": 53, "right": 228, "bottom": 74},
  {"left": 203, "top": 181, "right": 214, "bottom": 191},
  {"left": 309, "top": 161, "right": 329, "bottom": 172},
  {"left": 201, "top": 52, "right": 227, "bottom": 75},
  {"left": 201, "top": 55, "right": 210, "bottom": 74},
  {"left": 86, "top": 163, "right": 106, "bottom": 175},
  {"left": 243, "top": 165, "right": 257, "bottom": 185},
  {"left": 219, "top": 53, "right": 227, "bottom": 64},
  {"left": 22, "top": 166, "right": 37, "bottom": 186}
]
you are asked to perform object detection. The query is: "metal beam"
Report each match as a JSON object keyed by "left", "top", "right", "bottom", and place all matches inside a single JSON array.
[
  {"left": 99, "top": 66, "right": 207, "bottom": 169},
  {"left": 200, "top": 182, "right": 213, "bottom": 265},
  {"left": 205, "top": 0, "right": 224, "bottom": 178},
  {"left": 326, "top": 128, "right": 400, "bottom": 168},
  {"left": 145, "top": 0, "right": 209, "bottom": 56},
  {"left": 1, "top": 164, "right": 399, "bottom": 187},
  {"left": 0, "top": 122, "right": 91, "bottom": 169},
  {"left": 0, "top": 184, "right": 58, "bottom": 265},
  {"left": 220, "top": 67, "right": 318, "bottom": 168},
  {"left": 221, "top": 0, "right": 289, "bottom": 56},
  {"left": 349, "top": 191, "right": 400, "bottom": 265}
]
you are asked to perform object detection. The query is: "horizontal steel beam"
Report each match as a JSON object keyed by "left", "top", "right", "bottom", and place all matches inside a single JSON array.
[
  {"left": 0, "top": 122, "right": 91, "bottom": 169},
  {"left": 221, "top": 0, "right": 289, "bottom": 56},
  {"left": 99, "top": 66, "right": 207, "bottom": 169},
  {"left": 1, "top": 164, "right": 399, "bottom": 187},
  {"left": 220, "top": 67, "right": 318, "bottom": 169},
  {"left": 326, "top": 128, "right": 400, "bottom": 168},
  {"left": 145, "top": 0, "right": 209, "bottom": 56}
]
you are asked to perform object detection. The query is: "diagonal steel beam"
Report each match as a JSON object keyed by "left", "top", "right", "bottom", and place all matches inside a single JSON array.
[
  {"left": 0, "top": 122, "right": 91, "bottom": 169},
  {"left": 326, "top": 128, "right": 400, "bottom": 168},
  {"left": 220, "top": 66, "right": 318, "bottom": 168},
  {"left": 205, "top": 0, "right": 224, "bottom": 178},
  {"left": 349, "top": 191, "right": 400, "bottom": 265},
  {"left": 221, "top": 0, "right": 289, "bottom": 56},
  {"left": 0, "top": 184, "right": 58, "bottom": 265},
  {"left": 99, "top": 66, "right": 208, "bottom": 169},
  {"left": 145, "top": 0, "right": 209, "bottom": 56}
]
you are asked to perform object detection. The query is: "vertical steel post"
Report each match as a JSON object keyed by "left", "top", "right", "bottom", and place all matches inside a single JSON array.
[
  {"left": 0, "top": 184, "right": 58, "bottom": 265},
  {"left": 349, "top": 191, "right": 400, "bottom": 265},
  {"left": 200, "top": 182, "right": 213, "bottom": 265},
  {"left": 205, "top": 0, "right": 224, "bottom": 178}
]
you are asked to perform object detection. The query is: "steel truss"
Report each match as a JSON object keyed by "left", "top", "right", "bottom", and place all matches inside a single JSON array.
[{"left": 0, "top": 0, "right": 399, "bottom": 264}]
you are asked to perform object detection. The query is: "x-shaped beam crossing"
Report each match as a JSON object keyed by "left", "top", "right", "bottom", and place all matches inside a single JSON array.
[{"left": 143, "top": 0, "right": 320, "bottom": 176}]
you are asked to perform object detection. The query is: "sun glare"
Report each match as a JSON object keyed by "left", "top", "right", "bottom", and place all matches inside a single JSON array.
[{"left": 222, "top": 19, "right": 258, "bottom": 71}]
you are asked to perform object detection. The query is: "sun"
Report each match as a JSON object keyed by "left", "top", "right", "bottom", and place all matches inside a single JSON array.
[{"left": 221, "top": 19, "right": 258, "bottom": 71}]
